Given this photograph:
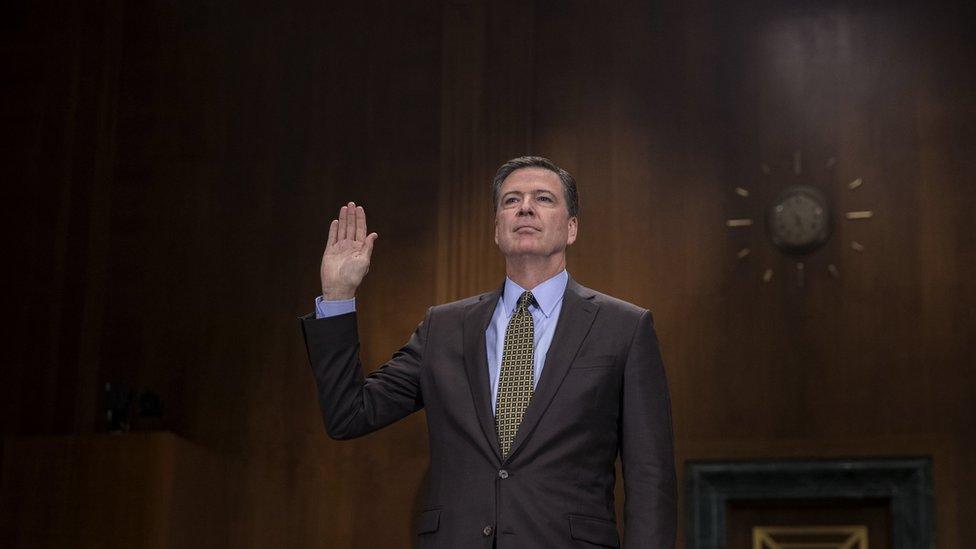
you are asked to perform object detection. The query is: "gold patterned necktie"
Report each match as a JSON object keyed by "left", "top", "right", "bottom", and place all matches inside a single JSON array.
[{"left": 496, "top": 291, "right": 536, "bottom": 458}]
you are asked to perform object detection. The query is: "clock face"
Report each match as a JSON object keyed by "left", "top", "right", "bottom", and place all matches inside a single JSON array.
[{"left": 766, "top": 185, "right": 832, "bottom": 255}]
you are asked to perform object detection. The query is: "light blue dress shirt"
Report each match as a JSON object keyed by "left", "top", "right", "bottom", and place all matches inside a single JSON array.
[
  {"left": 314, "top": 269, "right": 569, "bottom": 416},
  {"left": 315, "top": 295, "right": 356, "bottom": 318},
  {"left": 484, "top": 270, "right": 567, "bottom": 414}
]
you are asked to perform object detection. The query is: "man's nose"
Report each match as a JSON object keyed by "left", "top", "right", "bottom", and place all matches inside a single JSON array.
[{"left": 517, "top": 201, "right": 535, "bottom": 215}]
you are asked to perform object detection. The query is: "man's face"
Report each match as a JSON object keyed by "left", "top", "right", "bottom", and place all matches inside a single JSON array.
[{"left": 494, "top": 167, "right": 578, "bottom": 260}]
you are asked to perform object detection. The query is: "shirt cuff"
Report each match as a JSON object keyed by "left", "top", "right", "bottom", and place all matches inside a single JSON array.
[{"left": 315, "top": 295, "right": 356, "bottom": 319}]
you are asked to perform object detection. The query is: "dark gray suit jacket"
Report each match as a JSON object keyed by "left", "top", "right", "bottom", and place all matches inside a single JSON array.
[{"left": 300, "top": 279, "right": 676, "bottom": 548}]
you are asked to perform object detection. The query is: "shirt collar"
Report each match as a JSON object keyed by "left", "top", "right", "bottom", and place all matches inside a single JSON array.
[{"left": 502, "top": 270, "right": 569, "bottom": 319}]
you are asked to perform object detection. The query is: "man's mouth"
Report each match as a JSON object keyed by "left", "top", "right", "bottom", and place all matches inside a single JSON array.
[{"left": 514, "top": 226, "right": 541, "bottom": 233}]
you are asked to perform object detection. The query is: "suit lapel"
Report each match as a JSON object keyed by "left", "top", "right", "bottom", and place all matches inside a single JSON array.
[
  {"left": 463, "top": 287, "right": 503, "bottom": 461},
  {"left": 506, "top": 279, "right": 598, "bottom": 462}
]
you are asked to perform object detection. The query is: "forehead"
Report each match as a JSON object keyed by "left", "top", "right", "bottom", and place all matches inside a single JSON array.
[{"left": 499, "top": 167, "right": 562, "bottom": 194}]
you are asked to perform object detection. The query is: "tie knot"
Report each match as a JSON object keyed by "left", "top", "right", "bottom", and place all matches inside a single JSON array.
[{"left": 516, "top": 291, "right": 536, "bottom": 313}]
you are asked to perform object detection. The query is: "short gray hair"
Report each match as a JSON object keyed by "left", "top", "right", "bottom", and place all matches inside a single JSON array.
[{"left": 492, "top": 156, "right": 579, "bottom": 218}]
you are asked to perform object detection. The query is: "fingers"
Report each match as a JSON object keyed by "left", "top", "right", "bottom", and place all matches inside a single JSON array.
[
  {"left": 355, "top": 205, "right": 366, "bottom": 241},
  {"left": 327, "top": 219, "right": 338, "bottom": 247},
  {"left": 344, "top": 202, "right": 356, "bottom": 240},
  {"left": 334, "top": 202, "right": 370, "bottom": 243},
  {"left": 336, "top": 205, "right": 348, "bottom": 241}
]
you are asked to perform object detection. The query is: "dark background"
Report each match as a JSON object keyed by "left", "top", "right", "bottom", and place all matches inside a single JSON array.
[{"left": 1, "top": 0, "right": 973, "bottom": 547}]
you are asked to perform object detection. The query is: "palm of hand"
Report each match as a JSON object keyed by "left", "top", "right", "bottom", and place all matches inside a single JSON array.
[
  {"left": 320, "top": 202, "right": 378, "bottom": 299},
  {"left": 322, "top": 239, "right": 370, "bottom": 286}
]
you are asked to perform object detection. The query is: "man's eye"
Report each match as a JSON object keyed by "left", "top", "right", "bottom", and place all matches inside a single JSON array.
[
  {"left": 505, "top": 197, "right": 518, "bottom": 204},
  {"left": 538, "top": 196, "right": 553, "bottom": 203}
]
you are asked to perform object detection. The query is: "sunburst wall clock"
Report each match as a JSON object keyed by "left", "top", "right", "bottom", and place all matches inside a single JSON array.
[{"left": 725, "top": 151, "right": 876, "bottom": 287}]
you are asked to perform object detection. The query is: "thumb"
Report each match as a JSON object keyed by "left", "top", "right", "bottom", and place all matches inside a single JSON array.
[{"left": 364, "top": 232, "right": 379, "bottom": 256}]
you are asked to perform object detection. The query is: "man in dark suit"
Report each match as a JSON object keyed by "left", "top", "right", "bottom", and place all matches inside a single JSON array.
[{"left": 301, "top": 156, "right": 676, "bottom": 548}]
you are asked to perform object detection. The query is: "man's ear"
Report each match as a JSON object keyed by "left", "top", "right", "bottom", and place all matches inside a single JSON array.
[
  {"left": 494, "top": 217, "right": 500, "bottom": 245},
  {"left": 566, "top": 216, "right": 578, "bottom": 246}
]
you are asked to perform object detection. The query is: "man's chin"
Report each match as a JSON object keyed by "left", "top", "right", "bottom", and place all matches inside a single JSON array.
[{"left": 500, "top": 245, "right": 562, "bottom": 259}]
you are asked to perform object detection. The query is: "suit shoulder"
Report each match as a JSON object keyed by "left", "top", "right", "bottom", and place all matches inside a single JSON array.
[
  {"left": 594, "top": 291, "right": 649, "bottom": 317},
  {"left": 577, "top": 283, "right": 650, "bottom": 318},
  {"left": 429, "top": 290, "right": 498, "bottom": 315}
]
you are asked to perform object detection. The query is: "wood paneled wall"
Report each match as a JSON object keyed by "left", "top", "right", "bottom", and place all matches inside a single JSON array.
[
  {"left": 527, "top": 1, "right": 975, "bottom": 546},
  {"left": 2, "top": 0, "right": 973, "bottom": 547},
  {"left": 3, "top": 1, "right": 443, "bottom": 547}
]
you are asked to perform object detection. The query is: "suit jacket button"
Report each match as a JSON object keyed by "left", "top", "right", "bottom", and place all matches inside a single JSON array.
[
  {"left": 498, "top": 469, "right": 509, "bottom": 479},
  {"left": 483, "top": 525, "right": 493, "bottom": 536}
]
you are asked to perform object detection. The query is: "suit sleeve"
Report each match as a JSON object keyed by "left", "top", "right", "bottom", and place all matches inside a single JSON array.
[
  {"left": 620, "top": 309, "right": 677, "bottom": 548},
  {"left": 299, "top": 308, "right": 429, "bottom": 440}
]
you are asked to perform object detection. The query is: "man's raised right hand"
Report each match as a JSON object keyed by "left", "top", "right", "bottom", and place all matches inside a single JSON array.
[{"left": 320, "top": 202, "right": 378, "bottom": 300}]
